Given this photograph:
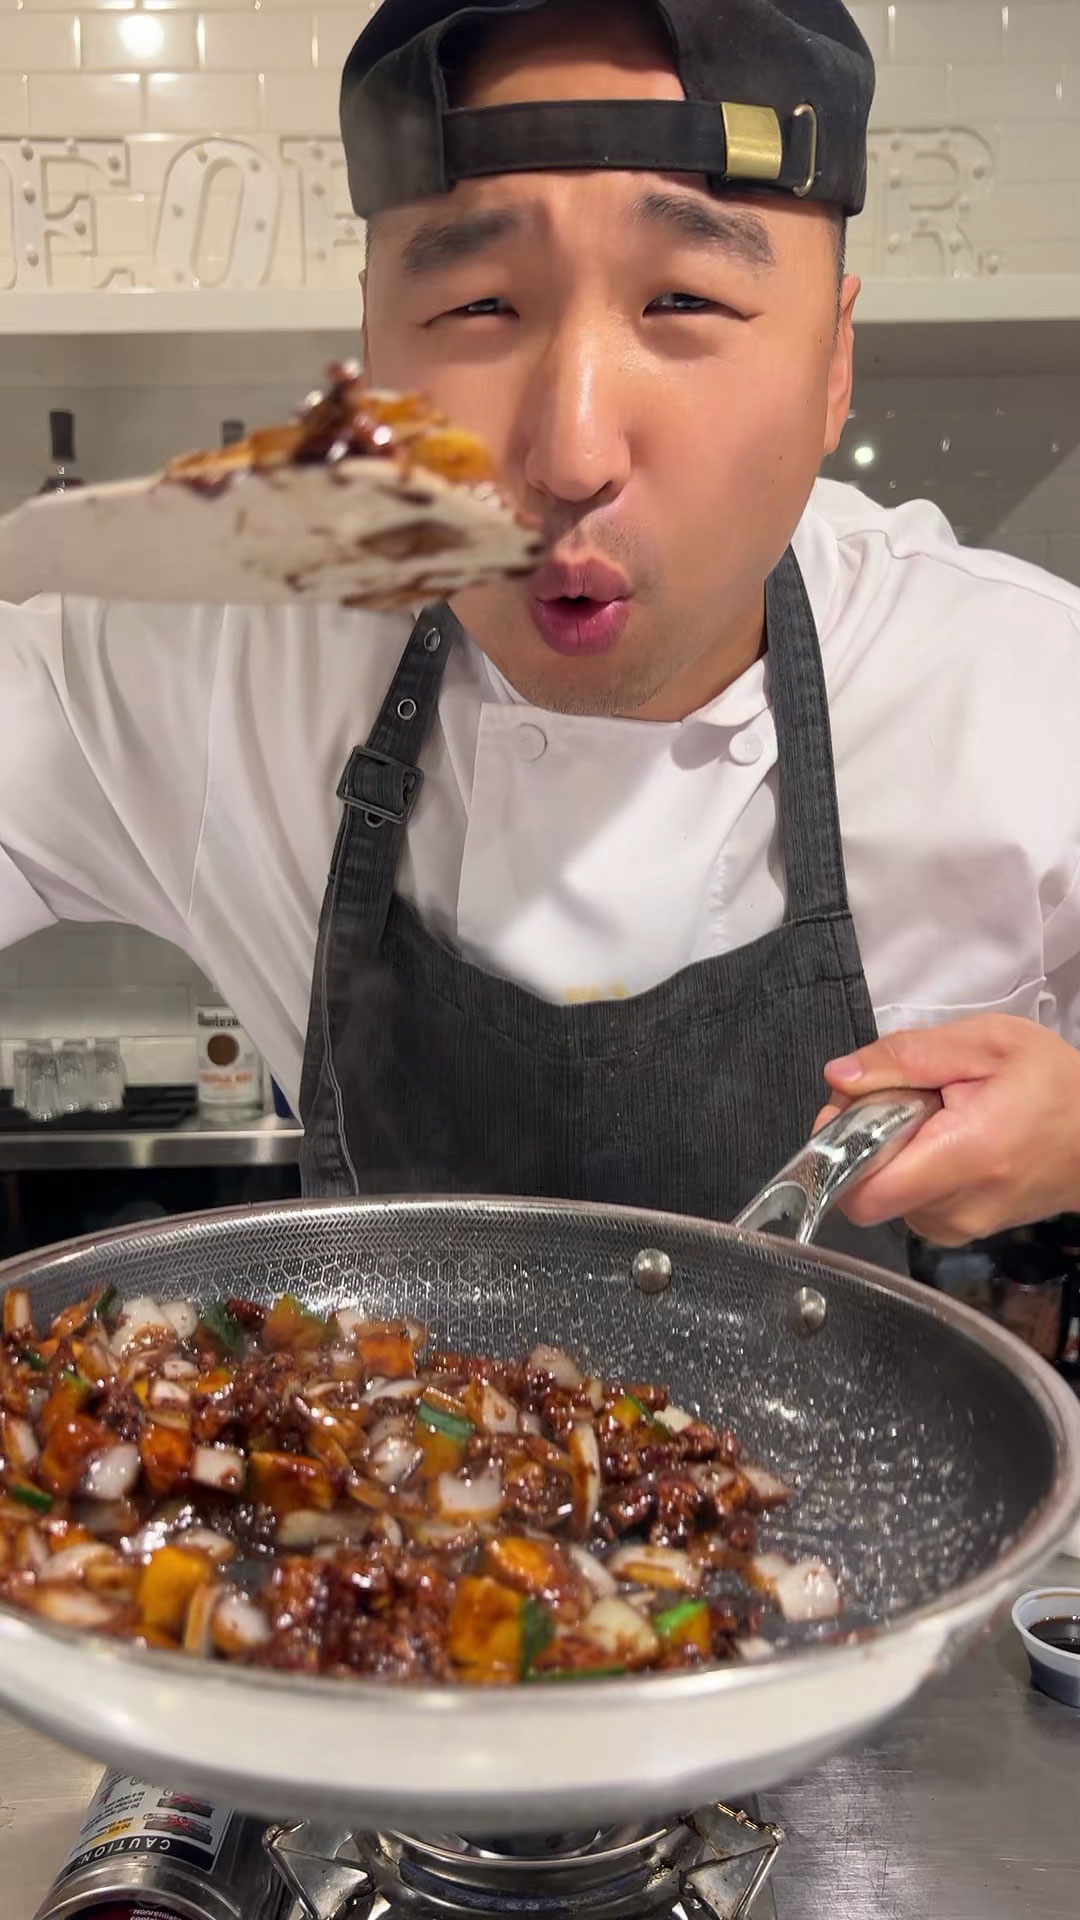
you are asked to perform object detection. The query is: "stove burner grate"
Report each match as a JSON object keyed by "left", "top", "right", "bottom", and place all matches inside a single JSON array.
[{"left": 265, "top": 1803, "right": 782, "bottom": 1920}]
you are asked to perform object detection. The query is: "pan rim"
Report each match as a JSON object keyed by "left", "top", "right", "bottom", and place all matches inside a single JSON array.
[{"left": 0, "top": 1191, "right": 1077, "bottom": 1717}]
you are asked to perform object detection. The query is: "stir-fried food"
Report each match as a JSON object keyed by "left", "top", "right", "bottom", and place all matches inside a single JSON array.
[{"left": 0, "top": 1285, "right": 839, "bottom": 1682}]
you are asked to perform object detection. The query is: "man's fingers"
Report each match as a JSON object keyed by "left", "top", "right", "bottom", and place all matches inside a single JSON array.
[
  {"left": 825, "top": 1016, "right": 1014, "bottom": 1097},
  {"left": 834, "top": 1103, "right": 988, "bottom": 1228}
]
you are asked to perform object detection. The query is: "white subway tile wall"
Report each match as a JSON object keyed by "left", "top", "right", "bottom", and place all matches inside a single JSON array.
[
  {"left": 0, "top": 2, "right": 1079, "bottom": 1022},
  {"left": 0, "top": 3, "right": 1072, "bottom": 249}
]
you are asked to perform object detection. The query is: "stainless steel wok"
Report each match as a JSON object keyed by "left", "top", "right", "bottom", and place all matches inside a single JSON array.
[{"left": 0, "top": 1092, "right": 1077, "bottom": 1834}]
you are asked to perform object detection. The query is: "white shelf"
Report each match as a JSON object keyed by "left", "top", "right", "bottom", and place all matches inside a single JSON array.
[
  {"left": 2, "top": 276, "right": 1080, "bottom": 338},
  {"left": 0, "top": 288, "right": 366, "bottom": 336}
]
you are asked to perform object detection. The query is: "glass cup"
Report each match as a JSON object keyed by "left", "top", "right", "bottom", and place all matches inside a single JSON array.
[
  {"left": 56, "top": 1040, "right": 90, "bottom": 1116},
  {"left": 23, "top": 1045, "right": 61, "bottom": 1123},
  {"left": 87, "top": 1041, "right": 125, "bottom": 1115}
]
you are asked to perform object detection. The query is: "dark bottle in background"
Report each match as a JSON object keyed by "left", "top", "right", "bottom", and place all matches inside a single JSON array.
[
  {"left": 221, "top": 419, "right": 246, "bottom": 448},
  {"left": 38, "top": 409, "right": 84, "bottom": 494}
]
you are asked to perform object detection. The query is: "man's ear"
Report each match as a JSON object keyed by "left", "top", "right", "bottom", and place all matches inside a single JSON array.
[{"left": 823, "top": 274, "right": 859, "bottom": 457}]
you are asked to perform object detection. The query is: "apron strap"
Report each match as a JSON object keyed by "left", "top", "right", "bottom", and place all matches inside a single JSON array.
[
  {"left": 327, "top": 601, "right": 461, "bottom": 918},
  {"left": 299, "top": 601, "right": 459, "bottom": 1164},
  {"left": 766, "top": 546, "right": 852, "bottom": 924}
]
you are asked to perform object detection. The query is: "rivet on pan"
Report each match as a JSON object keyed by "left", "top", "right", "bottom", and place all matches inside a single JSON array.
[
  {"left": 632, "top": 1248, "right": 672, "bottom": 1294},
  {"left": 397, "top": 697, "right": 418, "bottom": 721},
  {"left": 794, "top": 1286, "right": 827, "bottom": 1335},
  {"left": 423, "top": 628, "right": 442, "bottom": 653}
]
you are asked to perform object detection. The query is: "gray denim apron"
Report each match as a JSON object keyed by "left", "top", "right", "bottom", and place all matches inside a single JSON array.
[{"left": 299, "top": 548, "right": 904, "bottom": 1269}]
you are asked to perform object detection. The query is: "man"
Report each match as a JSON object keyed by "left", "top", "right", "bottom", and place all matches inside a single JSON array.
[{"left": 1, "top": 0, "right": 1080, "bottom": 1254}]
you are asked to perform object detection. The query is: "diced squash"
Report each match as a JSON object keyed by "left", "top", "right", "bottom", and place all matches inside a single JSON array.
[
  {"left": 40, "top": 1374, "right": 93, "bottom": 1441},
  {"left": 138, "top": 1545, "right": 212, "bottom": 1634},
  {"left": 39, "top": 1415, "right": 111, "bottom": 1498},
  {"left": 262, "top": 1295, "right": 326, "bottom": 1354},
  {"left": 356, "top": 1328, "right": 416, "bottom": 1381},
  {"left": 448, "top": 1576, "right": 523, "bottom": 1681},
  {"left": 139, "top": 1422, "right": 194, "bottom": 1497},
  {"left": 249, "top": 1451, "right": 334, "bottom": 1516}
]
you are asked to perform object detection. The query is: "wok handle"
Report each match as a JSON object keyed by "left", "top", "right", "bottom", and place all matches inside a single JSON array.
[{"left": 733, "top": 1088, "right": 944, "bottom": 1245}]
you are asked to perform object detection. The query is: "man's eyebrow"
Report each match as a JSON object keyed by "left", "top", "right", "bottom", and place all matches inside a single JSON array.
[
  {"left": 399, "top": 207, "right": 528, "bottom": 275},
  {"left": 631, "top": 191, "right": 776, "bottom": 268}
]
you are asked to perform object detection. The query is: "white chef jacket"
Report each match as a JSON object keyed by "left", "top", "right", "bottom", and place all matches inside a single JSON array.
[{"left": 0, "top": 479, "right": 1078, "bottom": 1117}]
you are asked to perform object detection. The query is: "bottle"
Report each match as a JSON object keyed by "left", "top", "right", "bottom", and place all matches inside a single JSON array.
[
  {"left": 38, "top": 410, "right": 85, "bottom": 494},
  {"left": 195, "top": 995, "right": 264, "bottom": 1118},
  {"left": 221, "top": 419, "right": 246, "bottom": 449}
]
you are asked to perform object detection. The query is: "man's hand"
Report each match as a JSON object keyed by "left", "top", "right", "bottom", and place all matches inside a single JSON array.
[{"left": 819, "top": 1016, "right": 1080, "bottom": 1246}]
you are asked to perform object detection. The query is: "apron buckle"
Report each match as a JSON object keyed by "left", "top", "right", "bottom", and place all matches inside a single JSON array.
[{"left": 336, "top": 745, "right": 424, "bottom": 828}]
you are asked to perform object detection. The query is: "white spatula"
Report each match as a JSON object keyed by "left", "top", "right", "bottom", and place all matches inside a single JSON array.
[{"left": 0, "top": 375, "right": 542, "bottom": 607}]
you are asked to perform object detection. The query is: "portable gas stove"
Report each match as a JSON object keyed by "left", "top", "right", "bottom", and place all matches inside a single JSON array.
[{"left": 264, "top": 1806, "right": 782, "bottom": 1920}]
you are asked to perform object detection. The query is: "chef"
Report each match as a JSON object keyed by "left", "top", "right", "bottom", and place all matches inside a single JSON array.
[{"left": 1, "top": 0, "right": 1080, "bottom": 1256}]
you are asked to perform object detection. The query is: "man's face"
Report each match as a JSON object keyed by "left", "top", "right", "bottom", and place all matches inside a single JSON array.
[{"left": 362, "top": 5, "right": 858, "bottom": 720}]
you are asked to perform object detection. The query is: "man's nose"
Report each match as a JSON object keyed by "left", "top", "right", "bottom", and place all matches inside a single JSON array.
[{"left": 520, "top": 320, "right": 632, "bottom": 513}]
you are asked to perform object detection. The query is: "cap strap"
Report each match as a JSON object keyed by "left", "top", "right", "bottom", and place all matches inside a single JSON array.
[{"left": 441, "top": 98, "right": 820, "bottom": 199}]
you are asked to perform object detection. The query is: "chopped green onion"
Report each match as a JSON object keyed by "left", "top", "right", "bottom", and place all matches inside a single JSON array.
[
  {"left": 59, "top": 1368, "right": 90, "bottom": 1390},
  {"left": 18, "top": 1349, "right": 47, "bottom": 1374},
  {"left": 528, "top": 1664, "right": 626, "bottom": 1683},
  {"left": 416, "top": 1400, "right": 473, "bottom": 1443},
  {"left": 92, "top": 1284, "right": 121, "bottom": 1323},
  {"left": 199, "top": 1302, "right": 246, "bottom": 1358},
  {"left": 10, "top": 1481, "right": 52, "bottom": 1513},
  {"left": 627, "top": 1393, "right": 665, "bottom": 1432},
  {"left": 520, "top": 1595, "right": 554, "bottom": 1678},
  {"left": 653, "top": 1598, "right": 709, "bottom": 1640}
]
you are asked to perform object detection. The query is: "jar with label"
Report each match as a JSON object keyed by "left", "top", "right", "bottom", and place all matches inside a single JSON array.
[{"left": 195, "top": 1000, "right": 264, "bottom": 1117}]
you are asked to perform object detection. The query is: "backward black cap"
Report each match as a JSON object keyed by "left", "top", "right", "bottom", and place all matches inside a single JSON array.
[{"left": 340, "top": 0, "right": 874, "bottom": 221}]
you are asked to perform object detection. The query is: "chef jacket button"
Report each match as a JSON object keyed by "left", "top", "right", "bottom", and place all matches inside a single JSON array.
[
  {"left": 515, "top": 723, "right": 548, "bottom": 762},
  {"left": 730, "top": 730, "right": 764, "bottom": 765}
]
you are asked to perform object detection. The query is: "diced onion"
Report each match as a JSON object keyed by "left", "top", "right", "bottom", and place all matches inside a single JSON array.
[
  {"left": 39, "top": 1541, "right": 117, "bottom": 1583},
  {"left": 607, "top": 1544, "right": 701, "bottom": 1592},
  {"left": 519, "top": 1411, "right": 542, "bottom": 1435},
  {"left": 584, "top": 1377, "right": 605, "bottom": 1412},
  {"left": 5, "top": 1417, "right": 39, "bottom": 1472},
  {"left": 569, "top": 1423, "right": 601, "bottom": 1538},
  {"left": 655, "top": 1404, "right": 694, "bottom": 1434},
  {"left": 741, "top": 1465, "right": 790, "bottom": 1506},
  {"left": 149, "top": 1378, "right": 191, "bottom": 1411},
  {"left": 212, "top": 1590, "right": 270, "bottom": 1656},
  {"left": 82, "top": 1443, "right": 140, "bottom": 1502},
  {"left": 580, "top": 1597, "right": 659, "bottom": 1664},
  {"left": 161, "top": 1357, "right": 199, "bottom": 1382},
  {"left": 176, "top": 1527, "right": 236, "bottom": 1563},
  {"left": 735, "top": 1635, "right": 776, "bottom": 1663},
  {"left": 529, "top": 1345, "right": 583, "bottom": 1390},
  {"left": 362, "top": 1377, "right": 424, "bottom": 1406},
  {"left": 276, "top": 1509, "right": 372, "bottom": 1548},
  {"left": 17, "top": 1528, "right": 49, "bottom": 1574},
  {"left": 372, "top": 1513, "right": 404, "bottom": 1547},
  {"left": 368, "top": 1434, "right": 423, "bottom": 1487},
  {"left": 405, "top": 1515, "right": 478, "bottom": 1550},
  {"left": 750, "top": 1554, "right": 840, "bottom": 1623},
  {"left": 183, "top": 1582, "right": 222, "bottom": 1657},
  {"left": 162, "top": 1301, "right": 199, "bottom": 1341},
  {"left": 565, "top": 1542, "right": 617, "bottom": 1598},
  {"left": 435, "top": 1469, "right": 503, "bottom": 1521},
  {"left": 479, "top": 1384, "right": 518, "bottom": 1434},
  {"left": 689, "top": 1463, "right": 739, "bottom": 1498},
  {"left": 31, "top": 1586, "right": 119, "bottom": 1630},
  {"left": 192, "top": 1445, "right": 245, "bottom": 1493},
  {"left": 111, "top": 1296, "right": 173, "bottom": 1353}
]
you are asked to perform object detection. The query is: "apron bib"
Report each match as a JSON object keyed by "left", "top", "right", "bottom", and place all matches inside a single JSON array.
[{"left": 300, "top": 549, "right": 905, "bottom": 1270}]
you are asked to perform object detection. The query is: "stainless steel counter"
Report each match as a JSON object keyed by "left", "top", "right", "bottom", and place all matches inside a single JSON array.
[
  {"left": 5, "top": 1556, "right": 1079, "bottom": 1920},
  {"left": 0, "top": 1112, "right": 303, "bottom": 1171}
]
